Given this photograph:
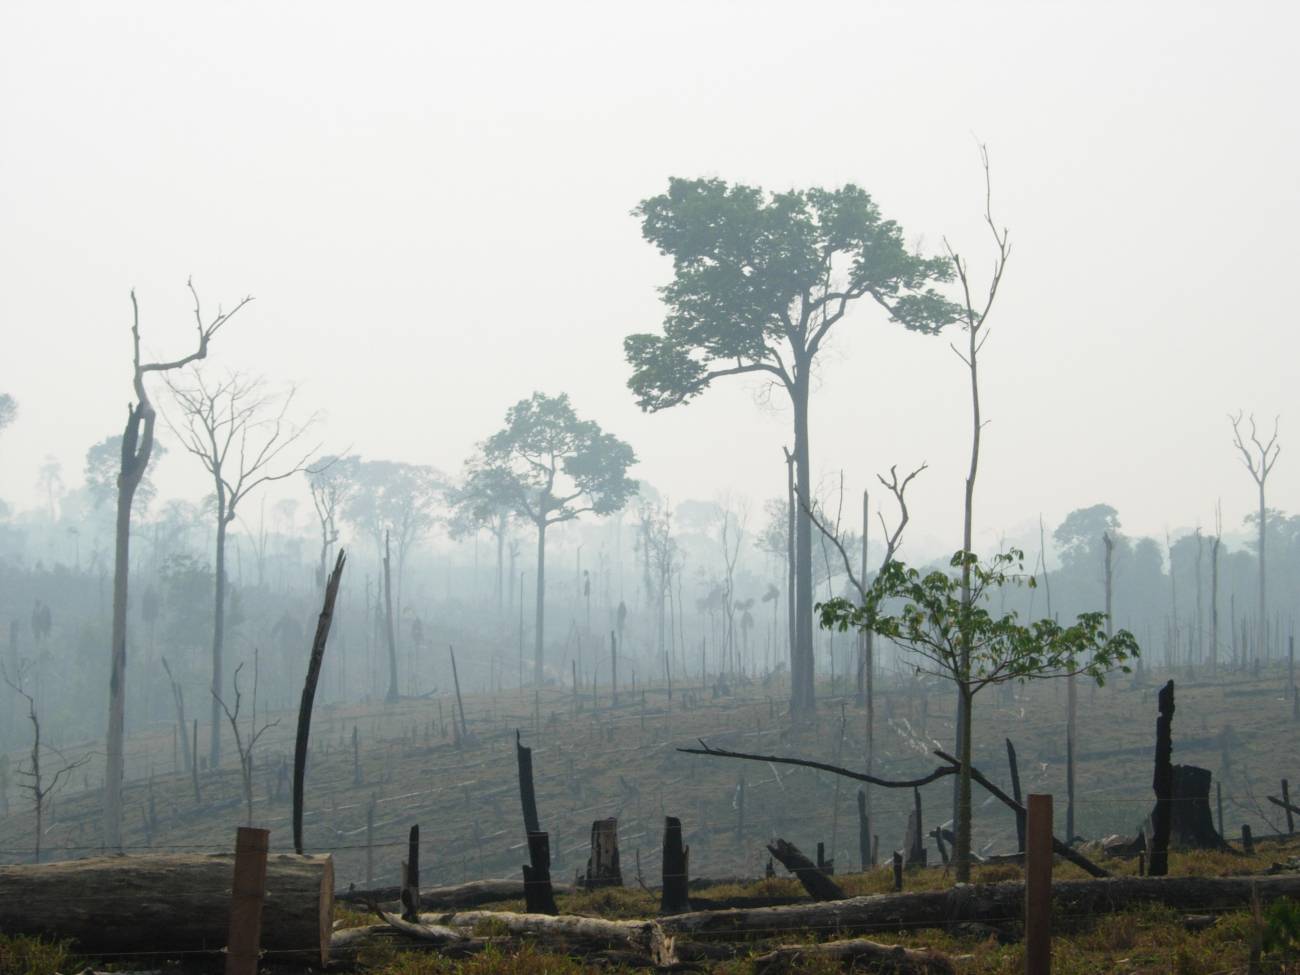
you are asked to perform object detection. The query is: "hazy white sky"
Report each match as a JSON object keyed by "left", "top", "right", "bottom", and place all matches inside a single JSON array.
[{"left": 2, "top": 0, "right": 1295, "bottom": 559}]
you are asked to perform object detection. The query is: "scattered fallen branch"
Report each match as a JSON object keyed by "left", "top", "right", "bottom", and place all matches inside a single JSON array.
[{"left": 678, "top": 740, "right": 956, "bottom": 789}]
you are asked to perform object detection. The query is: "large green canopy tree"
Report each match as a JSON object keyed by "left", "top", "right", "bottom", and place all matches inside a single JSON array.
[
  {"left": 625, "top": 178, "right": 959, "bottom": 715},
  {"left": 477, "top": 393, "right": 637, "bottom": 686}
]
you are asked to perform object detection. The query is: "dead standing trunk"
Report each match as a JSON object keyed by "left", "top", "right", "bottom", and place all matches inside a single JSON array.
[
  {"left": 106, "top": 421, "right": 143, "bottom": 850},
  {"left": 209, "top": 506, "right": 230, "bottom": 768},
  {"left": 791, "top": 370, "right": 815, "bottom": 717},
  {"left": 384, "top": 532, "right": 398, "bottom": 704},
  {"left": 534, "top": 519, "right": 547, "bottom": 687}
]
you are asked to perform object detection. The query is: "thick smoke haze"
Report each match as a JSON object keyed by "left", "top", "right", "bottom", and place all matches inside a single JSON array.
[{"left": 2, "top": 0, "right": 1296, "bottom": 557}]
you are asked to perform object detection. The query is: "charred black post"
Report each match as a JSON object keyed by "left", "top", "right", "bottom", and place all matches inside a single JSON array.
[{"left": 1149, "top": 680, "right": 1175, "bottom": 876}]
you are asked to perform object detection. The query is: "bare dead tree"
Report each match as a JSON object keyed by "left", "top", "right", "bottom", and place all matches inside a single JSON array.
[
  {"left": 160, "top": 657, "right": 191, "bottom": 774},
  {"left": 1229, "top": 412, "right": 1280, "bottom": 660},
  {"left": 716, "top": 499, "right": 748, "bottom": 675},
  {"left": 806, "top": 461, "right": 926, "bottom": 855},
  {"left": 165, "top": 369, "right": 319, "bottom": 767},
  {"left": 4, "top": 662, "right": 91, "bottom": 861},
  {"left": 105, "top": 280, "right": 248, "bottom": 851},
  {"left": 942, "top": 143, "right": 1011, "bottom": 882},
  {"left": 211, "top": 661, "right": 279, "bottom": 826},
  {"left": 1210, "top": 503, "right": 1222, "bottom": 674}
]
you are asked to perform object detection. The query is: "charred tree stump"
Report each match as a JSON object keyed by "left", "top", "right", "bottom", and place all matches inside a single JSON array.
[
  {"left": 856, "top": 789, "right": 871, "bottom": 872},
  {"left": 1242, "top": 824, "right": 1254, "bottom": 854},
  {"left": 400, "top": 825, "right": 420, "bottom": 921},
  {"left": 766, "top": 838, "right": 845, "bottom": 901},
  {"left": 523, "top": 831, "right": 560, "bottom": 914},
  {"left": 1149, "top": 680, "right": 1175, "bottom": 876},
  {"left": 1168, "top": 766, "right": 1228, "bottom": 849},
  {"left": 1283, "top": 780, "right": 1295, "bottom": 835},
  {"left": 892, "top": 851, "right": 904, "bottom": 892},
  {"left": 905, "top": 787, "right": 927, "bottom": 867},
  {"left": 816, "top": 842, "right": 834, "bottom": 875},
  {"left": 660, "top": 816, "right": 691, "bottom": 915},
  {"left": 586, "top": 818, "right": 623, "bottom": 889}
]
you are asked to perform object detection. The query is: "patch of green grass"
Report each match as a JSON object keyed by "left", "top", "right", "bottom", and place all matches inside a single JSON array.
[{"left": 0, "top": 934, "right": 71, "bottom": 975}]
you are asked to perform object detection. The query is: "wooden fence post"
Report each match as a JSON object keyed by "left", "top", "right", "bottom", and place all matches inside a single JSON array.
[
  {"left": 1025, "top": 793, "right": 1053, "bottom": 975},
  {"left": 225, "top": 826, "right": 270, "bottom": 975}
]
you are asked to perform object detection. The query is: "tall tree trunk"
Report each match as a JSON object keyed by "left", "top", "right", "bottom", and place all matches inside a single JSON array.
[
  {"left": 105, "top": 414, "right": 144, "bottom": 851},
  {"left": 791, "top": 376, "right": 814, "bottom": 717},
  {"left": 1257, "top": 482, "right": 1266, "bottom": 660},
  {"left": 1210, "top": 535, "right": 1219, "bottom": 674},
  {"left": 384, "top": 532, "right": 398, "bottom": 704},
  {"left": 496, "top": 526, "right": 505, "bottom": 615},
  {"left": 534, "top": 520, "right": 547, "bottom": 687},
  {"left": 955, "top": 681, "right": 974, "bottom": 882},
  {"left": 784, "top": 450, "right": 796, "bottom": 689},
  {"left": 954, "top": 317, "right": 982, "bottom": 883},
  {"left": 209, "top": 510, "right": 228, "bottom": 769}
]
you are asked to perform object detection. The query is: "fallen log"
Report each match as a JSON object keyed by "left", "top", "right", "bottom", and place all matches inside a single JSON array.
[
  {"left": 751, "top": 937, "right": 955, "bottom": 974},
  {"left": 338, "top": 877, "right": 570, "bottom": 909},
  {"left": 420, "top": 909, "right": 677, "bottom": 966},
  {"left": 766, "top": 838, "right": 846, "bottom": 901},
  {"left": 0, "top": 852, "right": 334, "bottom": 965},
  {"left": 658, "top": 874, "right": 1300, "bottom": 940}
]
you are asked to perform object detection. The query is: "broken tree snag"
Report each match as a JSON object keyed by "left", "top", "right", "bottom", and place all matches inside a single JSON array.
[
  {"left": 893, "top": 851, "right": 904, "bottom": 892},
  {"left": 906, "top": 788, "right": 926, "bottom": 867},
  {"left": 766, "top": 838, "right": 846, "bottom": 902},
  {"left": 449, "top": 646, "right": 470, "bottom": 744},
  {"left": 0, "top": 853, "right": 334, "bottom": 964},
  {"left": 515, "top": 730, "right": 540, "bottom": 834},
  {"left": 660, "top": 816, "right": 691, "bottom": 915},
  {"left": 523, "top": 831, "right": 560, "bottom": 915},
  {"left": 1006, "top": 738, "right": 1026, "bottom": 852},
  {"left": 857, "top": 789, "right": 871, "bottom": 871},
  {"left": 658, "top": 875, "right": 1300, "bottom": 941},
  {"left": 401, "top": 825, "right": 420, "bottom": 922},
  {"left": 751, "top": 938, "right": 955, "bottom": 975},
  {"left": 1283, "top": 780, "right": 1295, "bottom": 834},
  {"left": 586, "top": 817, "right": 623, "bottom": 889},
  {"left": 293, "top": 548, "right": 346, "bottom": 855},
  {"left": 1150, "top": 679, "right": 1176, "bottom": 877}
]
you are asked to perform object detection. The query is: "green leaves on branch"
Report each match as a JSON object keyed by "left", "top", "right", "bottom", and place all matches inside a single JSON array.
[
  {"left": 818, "top": 548, "right": 1140, "bottom": 692},
  {"left": 478, "top": 392, "right": 638, "bottom": 527},
  {"left": 624, "top": 177, "right": 961, "bottom": 412}
]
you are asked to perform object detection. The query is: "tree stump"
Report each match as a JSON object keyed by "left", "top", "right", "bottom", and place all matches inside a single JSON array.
[
  {"left": 660, "top": 817, "right": 690, "bottom": 915},
  {"left": 586, "top": 818, "right": 623, "bottom": 889}
]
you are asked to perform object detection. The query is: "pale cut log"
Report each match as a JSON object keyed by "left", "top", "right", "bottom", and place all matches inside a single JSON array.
[
  {"left": 0, "top": 853, "right": 333, "bottom": 965},
  {"left": 659, "top": 874, "right": 1300, "bottom": 940},
  {"left": 338, "top": 877, "right": 572, "bottom": 909},
  {"left": 424, "top": 909, "right": 677, "bottom": 966},
  {"left": 752, "top": 937, "right": 955, "bottom": 974}
]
